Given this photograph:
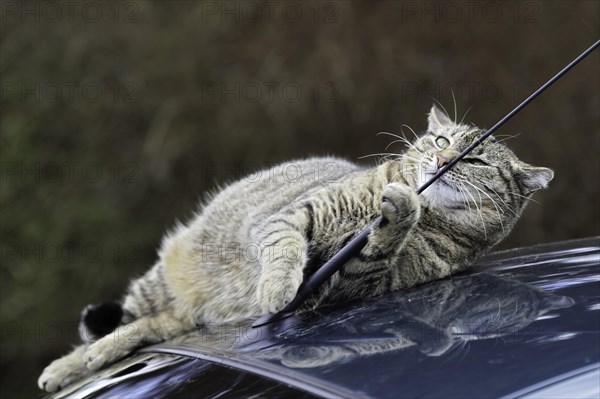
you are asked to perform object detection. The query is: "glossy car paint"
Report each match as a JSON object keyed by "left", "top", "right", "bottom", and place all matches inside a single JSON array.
[{"left": 50, "top": 237, "right": 600, "bottom": 399}]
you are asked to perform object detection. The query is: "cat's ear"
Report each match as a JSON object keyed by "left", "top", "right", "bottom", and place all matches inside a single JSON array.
[
  {"left": 428, "top": 103, "right": 454, "bottom": 133},
  {"left": 515, "top": 163, "right": 554, "bottom": 195}
]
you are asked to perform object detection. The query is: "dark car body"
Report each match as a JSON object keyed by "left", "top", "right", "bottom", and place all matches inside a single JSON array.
[{"left": 50, "top": 237, "right": 600, "bottom": 398}]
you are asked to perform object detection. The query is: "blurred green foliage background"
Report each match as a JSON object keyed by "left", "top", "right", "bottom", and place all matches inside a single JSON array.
[{"left": 1, "top": 0, "right": 599, "bottom": 397}]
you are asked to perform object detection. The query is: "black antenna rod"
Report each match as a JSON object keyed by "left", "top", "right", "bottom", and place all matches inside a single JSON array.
[{"left": 253, "top": 38, "right": 600, "bottom": 328}]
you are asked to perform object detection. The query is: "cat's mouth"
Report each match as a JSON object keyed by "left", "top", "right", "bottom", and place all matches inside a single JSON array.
[
  {"left": 420, "top": 163, "right": 465, "bottom": 210},
  {"left": 422, "top": 161, "right": 455, "bottom": 189}
]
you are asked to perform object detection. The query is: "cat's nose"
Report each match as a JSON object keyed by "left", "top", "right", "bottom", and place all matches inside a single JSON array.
[{"left": 436, "top": 150, "right": 458, "bottom": 169}]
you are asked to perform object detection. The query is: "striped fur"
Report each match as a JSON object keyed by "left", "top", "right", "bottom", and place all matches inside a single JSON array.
[{"left": 39, "top": 104, "right": 553, "bottom": 392}]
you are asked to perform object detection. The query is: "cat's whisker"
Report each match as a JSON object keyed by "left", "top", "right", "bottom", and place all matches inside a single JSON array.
[
  {"left": 400, "top": 124, "right": 420, "bottom": 142},
  {"left": 490, "top": 298, "right": 503, "bottom": 325},
  {"left": 507, "top": 191, "right": 541, "bottom": 205},
  {"left": 389, "top": 134, "right": 413, "bottom": 146},
  {"left": 446, "top": 333, "right": 470, "bottom": 361},
  {"left": 509, "top": 300, "right": 520, "bottom": 322},
  {"left": 396, "top": 156, "right": 424, "bottom": 165},
  {"left": 460, "top": 185, "right": 474, "bottom": 217},
  {"left": 377, "top": 132, "right": 427, "bottom": 159},
  {"left": 358, "top": 152, "right": 402, "bottom": 160},
  {"left": 377, "top": 131, "right": 403, "bottom": 140},
  {"left": 474, "top": 188, "right": 486, "bottom": 220},
  {"left": 451, "top": 90, "right": 458, "bottom": 123},
  {"left": 470, "top": 178, "right": 519, "bottom": 217},
  {"left": 384, "top": 140, "right": 402, "bottom": 151},
  {"left": 460, "top": 181, "right": 488, "bottom": 239},
  {"left": 451, "top": 170, "right": 513, "bottom": 230},
  {"left": 389, "top": 170, "right": 405, "bottom": 182},
  {"left": 454, "top": 339, "right": 470, "bottom": 362},
  {"left": 376, "top": 157, "right": 389, "bottom": 165},
  {"left": 393, "top": 135, "right": 427, "bottom": 159},
  {"left": 494, "top": 133, "right": 522, "bottom": 144},
  {"left": 462, "top": 180, "right": 506, "bottom": 234},
  {"left": 456, "top": 182, "right": 474, "bottom": 218},
  {"left": 463, "top": 341, "right": 471, "bottom": 361},
  {"left": 384, "top": 138, "right": 418, "bottom": 152},
  {"left": 400, "top": 132, "right": 415, "bottom": 149},
  {"left": 462, "top": 184, "right": 477, "bottom": 223},
  {"left": 359, "top": 153, "right": 402, "bottom": 167},
  {"left": 499, "top": 136, "right": 521, "bottom": 142},
  {"left": 483, "top": 184, "right": 519, "bottom": 217},
  {"left": 453, "top": 179, "right": 480, "bottom": 214},
  {"left": 359, "top": 153, "right": 424, "bottom": 169},
  {"left": 445, "top": 340, "right": 463, "bottom": 361},
  {"left": 459, "top": 106, "right": 473, "bottom": 125}
]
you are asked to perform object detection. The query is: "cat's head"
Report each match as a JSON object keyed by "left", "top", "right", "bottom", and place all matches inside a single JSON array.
[{"left": 401, "top": 104, "right": 553, "bottom": 240}]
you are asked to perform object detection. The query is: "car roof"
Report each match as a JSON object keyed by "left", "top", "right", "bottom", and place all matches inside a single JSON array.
[{"left": 53, "top": 237, "right": 600, "bottom": 398}]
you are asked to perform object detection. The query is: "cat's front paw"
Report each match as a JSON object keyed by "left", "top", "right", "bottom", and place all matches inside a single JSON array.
[
  {"left": 38, "top": 347, "right": 90, "bottom": 392},
  {"left": 381, "top": 183, "right": 421, "bottom": 226},
  {"left": 257, "top": 269, "right": 303, "bottom": 314}
]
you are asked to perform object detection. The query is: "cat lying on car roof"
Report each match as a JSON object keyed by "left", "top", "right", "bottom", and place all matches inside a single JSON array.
[{"left": 39, "top": 104, "right": 553, "bottom": 392}]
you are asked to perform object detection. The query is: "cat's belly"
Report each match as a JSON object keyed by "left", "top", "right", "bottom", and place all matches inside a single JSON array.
[{"left": 161, "top": 225, "right": 264, "bottom": 323}]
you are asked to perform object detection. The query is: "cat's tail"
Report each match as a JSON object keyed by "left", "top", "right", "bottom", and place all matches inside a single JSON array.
[
  {"left": 78, "top": 261, "right": 173, "bottom": 343},
  {"left": 78, "top": 302, "right": 123, "bottom": 343}
]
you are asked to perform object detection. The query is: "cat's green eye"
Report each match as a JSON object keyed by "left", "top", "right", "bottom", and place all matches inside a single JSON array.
[{"left": 435, "top": 136, "right": 450, "bottom": 149}]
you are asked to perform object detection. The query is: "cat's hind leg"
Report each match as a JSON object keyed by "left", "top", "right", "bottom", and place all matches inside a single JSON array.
[
  {"left": 83, "top": 310, "right": 192, "bottom": 371},
  {"left": 38, "top": 345, "right": 91, "bottom": 392},
  {"left": 39, "top": 301, "right": 128, "bottom": 392}
]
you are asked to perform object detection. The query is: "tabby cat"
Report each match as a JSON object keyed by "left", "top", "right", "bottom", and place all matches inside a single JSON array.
[{"left": 39, "top": 104, "right": 553, "bottom": 392}]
